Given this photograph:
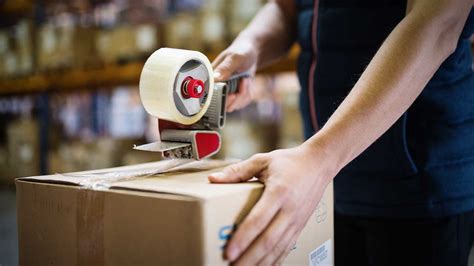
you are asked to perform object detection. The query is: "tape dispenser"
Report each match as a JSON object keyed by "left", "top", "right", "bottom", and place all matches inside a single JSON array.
[{"left": 134, "top": 48, "right": 248, "bottom": 160}]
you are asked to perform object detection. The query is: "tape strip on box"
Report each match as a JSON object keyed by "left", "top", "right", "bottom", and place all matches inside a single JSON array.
[
  {"left": 59, "top": 159, "right": 193, "bottom": 190},
  {"left": 77, "top": 189, "right": 105, "bottom": 265}
]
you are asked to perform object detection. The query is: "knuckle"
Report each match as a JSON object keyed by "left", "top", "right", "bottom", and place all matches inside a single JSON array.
[
  {"left": 250, "top": 153, "right": 262, "bottom": 160},
  {"left": 249, "top": 217, "right": 264, "bottom": 232},
  {"left": 271, "top": 182, "right": 289, "bottom": 198},
  {"left": 222, "top": 166, "right": 235, "bottom": 177},
  {"left": 228, "top": 53, "right": 242, "bottom": 63},
  {"left": 287, "top": 214, "right": 298, "bottom": 227},
  {"left": 229, "top": 51, "right": 245, "bottom": 59},
  {"left": 284, "top": 197, "right": 299, "bottom": 211},
  {"left": 226, "top": 164, "right": 240, "bottom": 174},
  {"left": 285, "top": 188, "right": 297, "bottom": 203},
  {"left": 251, "top": 153, "right": 268, "bottom": 163},
  {"left": 218, "top": 63, "right": 232, "bottom": 72},
  {"left": 262, "top": 235, "right": 275, "bottom": 252},
  {"left": 225, "top": 164, "right": 244, "bottom": 180},
  {"left": 274, "top": 239, "right": 287, "bottom": 255}
]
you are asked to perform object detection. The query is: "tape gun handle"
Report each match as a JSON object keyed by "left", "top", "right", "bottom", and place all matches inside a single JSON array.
[{"left": 224, "top": 72, "right": 251, "bottom": 94}]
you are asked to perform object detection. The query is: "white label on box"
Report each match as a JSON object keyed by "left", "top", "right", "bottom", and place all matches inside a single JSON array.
[{"left": 309, "top": 239, "right": 332, "bottom": 266}]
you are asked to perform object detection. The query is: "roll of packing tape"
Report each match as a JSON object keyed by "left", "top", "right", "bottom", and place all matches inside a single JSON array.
[{"left": 139, "top": 48, "right": 214, "bottom": 125}]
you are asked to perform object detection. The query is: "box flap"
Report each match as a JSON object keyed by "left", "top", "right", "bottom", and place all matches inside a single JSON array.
[{"left": 17, "top": 159, "right": 263, "bottom": 200}]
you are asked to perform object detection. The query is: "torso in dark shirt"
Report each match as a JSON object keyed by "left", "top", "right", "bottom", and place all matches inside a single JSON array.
[{"left": 295, "top": 0, "right": 474, "bottom": 217}]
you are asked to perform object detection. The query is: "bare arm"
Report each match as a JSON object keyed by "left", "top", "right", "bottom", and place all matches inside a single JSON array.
[
  {"left": 310, "top": 0, "right": 473, "bottom": 176},
  {"left": 242, "top": 0, "right": 297, "bottom": 68},
  {"left": 213, "top": 0, "right": 296, "bottom": 75},
  {"left": 212, "top": 0, "right": 296, "bottom": 111}
]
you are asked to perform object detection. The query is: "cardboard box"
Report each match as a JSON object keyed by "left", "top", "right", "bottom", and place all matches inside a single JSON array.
[
  {"left": 36, "top": 24, "right": 71, "bottom": 70},
  {"left": 0, "top": 145, "right": 11, "bottom": 183},
  {"left": 96, "top": 24, "right": 158, "bottom": 64},
  {"left": 14, "top": 20, "right": 33, "bottom": 75},
  {"left": 164, "top": 13, "right": 203, "bottom": 51},
  {"left": 37, "top": 25, "right": 97, "bottom": 70},
  {"left": 7, "top": 118, "right": 40, "bottom": 179},
  {"left": 73, "top": 27, "right": 97, "bottom": 68},
  {"left": 17, "top": 160, "right": 333, "bottom": 265}
]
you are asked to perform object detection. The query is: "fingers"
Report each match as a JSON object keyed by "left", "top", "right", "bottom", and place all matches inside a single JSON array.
[
  {"left": 274, "top": 207, "right": 312, "bottom": 264},
  {"left": 212, "top": 52, "right": 226, "bottom": 69},
  {"left": 227, "top": 78, "right": 252, "bottom": 112},
  {"left": 226, "top": 94, "right": 238, "bottom": 112},
  {"left": 257, "top": 225, "right": 297, "bottom": 266},
  {"left": 274, "top": 231, "right": 301, "bottom": 265},
  {"left": 225, "top": 182, "right": 287, "bottom": 262},
  {"left": 233, "top": 210, "right": 291, "bottom": 265},
  {"left": 212, "top": 51, "right": 254, "bottom": 112},
  {"left": 208, "top": 154, "right": 267, "bottom": 183},
  {"left": 213, "top": 55, "right": 239, "bottom": 82}
]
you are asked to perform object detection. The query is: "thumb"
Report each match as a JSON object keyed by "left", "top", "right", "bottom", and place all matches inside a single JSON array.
[
  {"left": 209, "top": 155, "right": 266, "bottom": 183},
  {"left": 213, "top": 56, "right": 238, "bottom": 82}
]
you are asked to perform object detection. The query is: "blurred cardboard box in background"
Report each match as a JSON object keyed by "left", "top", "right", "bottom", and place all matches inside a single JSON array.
[{"left": 7, "top": 117, "right": 39, "bottom": 180}]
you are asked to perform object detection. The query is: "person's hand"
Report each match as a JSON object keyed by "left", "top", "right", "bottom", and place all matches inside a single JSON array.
[
  {"left": 208, "top": 144, "right": 335, "bottom": 265},
  {"left": 212, "top": 38, "right": 258, "bottom": 112}
]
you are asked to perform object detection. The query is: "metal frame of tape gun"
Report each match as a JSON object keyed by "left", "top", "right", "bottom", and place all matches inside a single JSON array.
[{"left": 134, "top": 47, "right": 250, "bottom": 160}]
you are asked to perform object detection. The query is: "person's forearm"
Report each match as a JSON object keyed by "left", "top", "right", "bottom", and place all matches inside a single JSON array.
[
  {"left": 306, "top": 0, "right": 472, "bottom": 177},
  {"left": 236, "top": 0, "right": 296, "bottom": 68}
]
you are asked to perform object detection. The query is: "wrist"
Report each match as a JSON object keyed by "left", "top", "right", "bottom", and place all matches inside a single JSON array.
[
  {"left": 300, "top": 130, "right": 345, "bottom": 182},
  {"left": 235, "top": 30, "right": 263, "bottom": 58}
]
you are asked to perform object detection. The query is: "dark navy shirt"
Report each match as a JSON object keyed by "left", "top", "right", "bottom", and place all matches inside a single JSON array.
[{"left": 296, "top": 0, "right": 474, "bottom": 217}]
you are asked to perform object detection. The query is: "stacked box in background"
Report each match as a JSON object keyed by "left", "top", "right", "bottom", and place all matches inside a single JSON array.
[
  {"left": 6, "top": 118, "right": 39, "bottom": 180},
  {"left": 0, "top": 20, "right": 33, "bottom": 78},
  {"left": 219, "top": 73, "right": 303, "bottom": 159},
  {"left": 199, "top": 0, "right": 226, "bottom": 52},
  {"left": 0, "top": 0, "right": 267, "bottom": 78},
  {"left": 13, "top": 20, "right": 33, "bottom": 75},
  {"left": 0, "top": 145, "right": 10, "bottom": 183},
  {"left": 48, "top": 138, "right": 161, "bottom": 174},
  {"left": 227, "top": 0, "right": 264, "bottom": 38},
  {"left": 164, "top": 13, "right": 203, "bottom": 51},
  {"left": 95, "top": 24, "right": 158, "bottom": 63},
  {"left": 275, "top": 73, "right": 304, "bottom": 148},
  {"left": 0, "top": 30, "right": 9, "bottom": 77}
]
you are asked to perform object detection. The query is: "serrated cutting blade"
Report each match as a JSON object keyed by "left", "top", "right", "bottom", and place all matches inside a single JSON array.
[{"left": 133, "top": 141, "right": 191, "bottom": 152}]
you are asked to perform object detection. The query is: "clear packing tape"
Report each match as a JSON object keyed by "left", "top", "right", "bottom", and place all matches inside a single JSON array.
[
  {"left": 55, "top": 159, "right": 239, "bottom": 191},
  {"left": 58, "top": 159, "right": 194, "bottom": 190},
  {"left": 139, "top": 48, "right": 214, "bottom": 125}
]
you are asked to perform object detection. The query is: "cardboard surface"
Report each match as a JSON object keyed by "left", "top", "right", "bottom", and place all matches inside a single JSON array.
[{"left": 17, "top": 159, "right": 333, "bottom": 265}]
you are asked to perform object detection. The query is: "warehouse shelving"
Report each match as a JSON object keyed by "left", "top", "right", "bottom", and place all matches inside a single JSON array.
[
  {"left": 0, "top": 0, "right": 294, "bottom": 177},
  {"left": 0, "top": 47, "right": 299, "bottom": 96},
  {"left": 0, "top": 0, "right": 32, "bottom": 14}
]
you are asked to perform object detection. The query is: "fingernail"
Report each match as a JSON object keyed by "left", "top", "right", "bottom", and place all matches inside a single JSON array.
[
  {"left": 227, "top": 246, "right": 239, "bottom": 261},
  {"left": 211, "top": 172, "right": 225, "bottom": 180},
  {"left": 214, "top": 71, "right": 222, "bottom": 79}
]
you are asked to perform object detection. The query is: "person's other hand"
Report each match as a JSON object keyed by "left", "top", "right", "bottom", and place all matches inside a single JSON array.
[
  {"left": 208, "top": 144, "right": 334, "bottom": 265},
  {"left": 212, "top": 39, "right": 258, "bottom": 112}
]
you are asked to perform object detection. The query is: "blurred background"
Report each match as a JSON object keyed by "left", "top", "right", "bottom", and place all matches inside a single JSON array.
[{"left": 0, "top": 0, "right": 303, "bottom": 264}]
